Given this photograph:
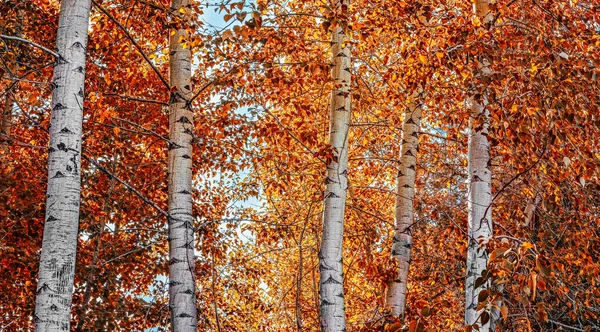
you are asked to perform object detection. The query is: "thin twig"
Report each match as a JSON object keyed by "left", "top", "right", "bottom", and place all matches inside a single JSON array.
[{"left": 83, "top": 155, "right": 168, "bottom": 217}]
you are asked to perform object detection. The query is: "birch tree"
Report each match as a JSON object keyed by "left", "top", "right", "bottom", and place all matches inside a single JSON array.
[
  {"left": 33, "top": 0, "right": 91, "bottom": 330},
  {"left": 167, "top": 0, "right": 198, "bottom": 330},
  {"left": 319, "top": 0, "right": 351, "bottom": 331},
  {"left": 465, "top": 0, "right": 494, "bottom": 329},
  {"left": 386, "top": 95, "right": 422, "bottom": 317}
]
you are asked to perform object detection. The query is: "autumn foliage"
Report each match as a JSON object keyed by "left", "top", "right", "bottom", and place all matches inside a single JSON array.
[{"left": 1, "top": 0, "right": 599, "bottom": 330}]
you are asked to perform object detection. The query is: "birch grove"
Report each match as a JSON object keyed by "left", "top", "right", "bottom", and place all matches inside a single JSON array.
[
  {"left": 0, "top": 0, "right": 599, "bottom": 330},
  {"left": 34, "top": 1, "right": 92, "bottom": 330},
  {"left": 167, "top": 0, "right": 198, "bottom": 330},
  {"left": 319, "top": 0, "right": 352, "bottom": 330}
]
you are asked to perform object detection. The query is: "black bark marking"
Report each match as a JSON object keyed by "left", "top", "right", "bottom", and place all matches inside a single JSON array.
[
  {"left": 170, "top": 257, "right": 183, "bottom": 265},
  {"left": 78, "top": 88, "right": 84, "bottom": 97},
  {"left": 53, "top": 171, "right": 66, "bottom": 179},
  {"left": 324, "top": 191, "right": 340, "bottom": 199},
  {"left": 323, "top": 276, "right": 342, "bottom": 285},
  {"left": 168, "top": 142, "right": 183, "bottom": 150},
  {"left": 181, "top": 154, "right": 191, "bottom": 159},
  {"left": 182, "top": 289, "right": 194, "bottom": 295},
  {"left": 57, "top": 143, "right": 68, "bottom": 152},
  {"left": 36, "top": 283, "right": 52, "bottom": 294},
  {"left": 53, "top": 103, "right": 66, "bottom": 111},
  {"left": 322, "top": 299, "right": 335, "bottom": 306},
  {"left": 336, "top": 52, "right": 347, "bottom": 57},
  {"left": 176, "top": 116, "right": 192, "bottom": 124},
  {"left": 71, "top": 41, "right": 84, "bottom": 49},
  {"left": 178, "top": 190, "right": 191, "bottom": 195},
  {"left": 74, "top": 66, "right": 84, "bottom": 73},
  {"left": 59, "top": 127, "right": 74, "bottom": 134}
]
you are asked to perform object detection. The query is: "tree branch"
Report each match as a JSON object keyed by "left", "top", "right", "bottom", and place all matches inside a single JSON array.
[
  {"left": 91, "top": 0, "right": 170, "bottom": 89},
  {"left": 0, "top": 34, "right": 62, "bottom": 59}
]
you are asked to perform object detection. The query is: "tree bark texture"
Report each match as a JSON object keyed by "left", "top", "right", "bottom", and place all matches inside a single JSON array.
[
  {"left": 319, "top": 1, "right": 351, "bottom": 331},
  {"left": 168, "top": 1, "right": 198, "bottom": 330},
  {"left": 386, "top": 98, "right": 422, "bottom": 317},
  {"left": 465, "top": 0, "right": 494, "bottom": 329},
  {"left": 34, "top": 1, "right": 91, "bottom": 331}
]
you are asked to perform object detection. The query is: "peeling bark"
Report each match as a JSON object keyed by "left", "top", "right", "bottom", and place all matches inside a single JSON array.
[
  {"left": 319, "top": 1, "right": 351, "bottom": 331},
  {"left": 465, "top": 0, "right": 494, "bottom": 329},
  {"left": 34, "top": 1, "right": 92, "bottom": 331},
  {"left": 386, "top": 96, "right": 422, "bottom": 317},
  {"left": 168, "top": 1, "right": 198, "bottom": 330}
]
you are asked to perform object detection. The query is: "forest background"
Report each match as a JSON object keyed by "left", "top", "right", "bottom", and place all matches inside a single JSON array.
[{"left": 0, "top": 0, "right": 599, "bottom": 331}]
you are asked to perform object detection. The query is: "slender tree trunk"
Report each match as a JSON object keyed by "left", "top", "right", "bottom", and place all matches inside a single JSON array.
[
  {"left": 386, "top": 96, "right": 422, "bottom": 317},
  {"left": 0, "top": 11, "right": 22, "bottom": 159},
  {"left": 465, "top": 0, "right": 494, "bottom": 329},
  {"left": 168, "top": 1, "right": 198, "bottom": 330},
  {"left": 34, "top": 1, "right": 92, "bottom": 331},
  {"left": 524, "top": 192, "right": 541, "bottom": 228},
  {"left": 319, "top": 1, "right": 351, "bottom": 331}
]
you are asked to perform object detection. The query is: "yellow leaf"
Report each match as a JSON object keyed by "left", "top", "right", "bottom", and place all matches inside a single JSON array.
[
  {"left": 418, "top": 54, "right": 428, "bottom": 64},
  {"left": 179, "top": 7, "right": 185, "bottom": 14},
  {"left": 522, "top": 242, "right": 534, "bottom": 250}
]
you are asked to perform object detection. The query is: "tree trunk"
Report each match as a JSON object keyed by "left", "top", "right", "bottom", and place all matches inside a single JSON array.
[
  {"left": 0, "top": 11, "right": 22, "bottom": 159},
  {"left": 319, "top": 1, "right": 351, "bottom": 331},
  {"left": 465, "top": 0, "right": 494, "bottom": 329},
  {"left": 34, "top": 1, "right": 92, "bottom": 331},
  {"left": 386, "top": 96, "right": 422, "bottom": 317},
  {"left": 168, "top": 1, "right": 198, "bottom": 330}
]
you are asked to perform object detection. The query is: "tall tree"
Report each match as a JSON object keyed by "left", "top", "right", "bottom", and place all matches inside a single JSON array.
[
  {"left": 33, "top": 0, "right": 92, "bottom": 330},
  {"left": 167, "top": 0, "right": 198, "bottom": 330},
  {"left": 465, "top": 0, "right": 494, "bottom": 329},
  {"left": 319, "top": 0, "right": 351, "bottom": 330},
  {"left": 386, "top": 94, "right": 422, "bottom": 317}
]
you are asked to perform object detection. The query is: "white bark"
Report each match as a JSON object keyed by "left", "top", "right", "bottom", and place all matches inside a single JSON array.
[
  {"left": 319, "top": 1, "right": 351, "bottom": 330},
  {"left": 34, "top": 1, "right": 91, "bottom": 331},
  {"left": 168, "top": 1, "right": 198, "bottom": 330},
  {"left": 386, "top": 97, "right": 422, "bottom": 317},
  {"left": 465, "top": 0, "right": 494, "bottom": 329}
]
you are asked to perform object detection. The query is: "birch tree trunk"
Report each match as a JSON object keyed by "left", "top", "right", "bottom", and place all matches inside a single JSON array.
[
  {"left": 386, "top": 96, "right": 422, "bottom": 317},
  {"left": 465, "top": 0, "right": 494, "bottom": 329},
  {"left": 168, "top": 1, "right": 198, "bottom": 330},
  {"left": 319, "top": 1, "right": 351, "bottom": 330},
  {"left": 34, "top": 1, "right": 91, "bottom": 331}
]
